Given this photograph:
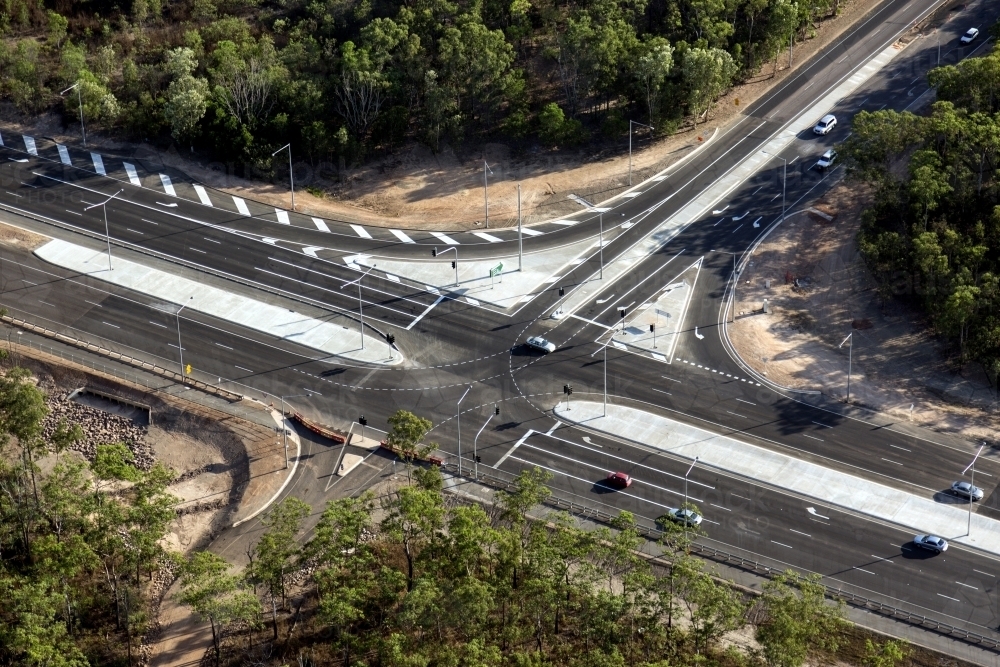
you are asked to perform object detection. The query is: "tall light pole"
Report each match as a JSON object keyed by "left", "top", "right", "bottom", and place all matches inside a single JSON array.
[
  {"left": 599, "top": 212, "right": 604, "bottom": 279},
  {"left": 431, "top": 246, "right": 458, "bottom": 286},
  {"left": 473, "top": 405, "right": 498, "bottom": 479},
  {"left": 279, "top": 394, "right": 309, "bottom": 469},
  {"left": 483, "top": 161, "right": 494, "bottom": 228},
  {"left": 712, "top": 249, "right": 739, "bottom": 323},
  {"left": 591, "top": 336, "right": 616, "bottom": 417},
  {"left": 172, "top": 296, "right": 193, "bottom": 383},
  {"left": 457, "top": 385, "right": 471, "bottom": 476},
  {"left": 341, "top": 264, "right": 376, "bottom": 349},
  {"left": 517, "top": 184, "right": 523, "bottom": 271},
  {"left": 272, "top": 143, "right": 295, "bottom": 210},
  {"left": 84, "top": 189, "right": 123, "bottom": 272},
  {"left": 962, "top": 444, "right": 985, "bottom": 536},
  {"left": 629, "top": 121, "right": 654, "bottom": 186},
  {"left": 761, "top": 151, "right": 787, "bottom": 223},
  {"left": 683, "top": 456, "right": 700, "bottom": 541},
  {"left": 60, "top": 82, "right": 86, "bottom": 147},
  {"left": 839, "top": 332, "right": 853, "bottom": 402}
]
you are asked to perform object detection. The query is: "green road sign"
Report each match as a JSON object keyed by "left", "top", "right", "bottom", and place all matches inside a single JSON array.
[{"left": 490, "top": 263, "right": 503, "bottom": 278}]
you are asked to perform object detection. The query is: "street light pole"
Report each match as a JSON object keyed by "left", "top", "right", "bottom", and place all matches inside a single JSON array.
[
  {"left": 591, "top": 336, "right": 616, "bottom": 417},
  {"left": 84, "top": 189, "right": 123, "bottom": 272},
  {"left": 683, "top": 456, "right": 699, "bottom": 541},
  {"left": 712, "top": 249, "right": 739, "bottom": 323},
  {"left": 517, "top": 184, "right": 523, "bottom": 272},
  {"left": 839, "top": 332, "right": 853, "bottom": 401},
  {"left": 599, "top": 212, "right": 604, "bottom": 280},
  {"left": 271, "top": 143, "right": 295, "bottom": 210},
  {"left": 172, "top": 296, "right": 193, "bottom": 383},
  {"left": 457, "top": 385, "right": 471, "bottom": 476},
  {"left": 473, "top": 406, "right": 497, "bottom": 479},
  {"left": 432, "top": 246, "right": 459, "bottom": 286},
  {"left": 761, "top": 151, "right": 787, "bottom": 223},
  {"left": 484, "top": 161, "right": 494, "bottom": 228},
  {"left": 963, "top": 444, "right": 985, "bottom": 536},
  {"left": 341, "top": 264, "right": 376, "bottom": 349},
  {"left": 629, "top": 121, "right": 654, "bottom": 186},
  {"left": 60, "top": 83, "right": 86, "bottom": 147}
]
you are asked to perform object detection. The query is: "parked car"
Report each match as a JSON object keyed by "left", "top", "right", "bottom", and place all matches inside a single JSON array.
[
  {"left": 960, "top": 28, "right": 979, "bottom": 44},
  {"left": 813, "top": 114, "right": 837, "bottom": 135},
  {"left": 816, "top": 149, "right": 837, "bottom": 170},
  {"left": 951, "top": 480, "right": 984, "bottom": 501},
  {"left": 605, "top": 472, "right": 633, "bottom": 489},
  {"left": 661, "top": 507, "right": 703, "bottom": 527},
  {"left": 913, "top": 534, "right": 948, "bottom": 553},
  {"left": 525, "top": 336, "right": 556, "bottom": 353}
]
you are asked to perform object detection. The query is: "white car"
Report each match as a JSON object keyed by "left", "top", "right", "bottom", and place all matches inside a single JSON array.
[
  {"left": 662, "top": 508, "right": 703, "bottom": 527},
  {"left": 913, "top": 534, "right": 948, "bottom": 553},
  {"left": 960, "top": 28, "right": 979, "bottom": 44},
  {"left": 951, "top": 480, "right": 984, "bottom": 501},
  {"left": 816, "top": 149, "right": 837, "bottom": 170},
  {"left": 813, "top": 114, "right": 837, "bottom": 135},
  {"left": 525, "top": 336, "right": 556, "bottom": 353}
]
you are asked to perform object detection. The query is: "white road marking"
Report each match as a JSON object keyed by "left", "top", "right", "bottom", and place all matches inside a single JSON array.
[
  {"left": 466, "top": 297, "right": 480, "bottom": 306},
  {"left": 159, "top": 173, "right": 177, "bottom": 196},
  {"left": 91, "top": 153, "right": 106, "bottom": 175},
  {"left": 974, "top": 570, "right": 995, "bottom": 577},
  {"left": 790, "top": 529, "right": 812, "bottom": 537},
  {"left": 771, "top": 541, "right": 793, "bottom": 549},
  {"left": 430, "top": 231, "right": 459, "bottom": 244},
  {"left": 736, "top": 398, "right": 755, "bottom": 405},
  {"left": 57, "top": 144, "right": 71, "bottom": 165},
  {"left": 552, "top": 219, "right": 580, "bottom": 225},
  {"left": 496, "top": 430, "right": 534, "bottom": 468},
  {"left": 126, "top": 228, "right": 144, "bottom": 235},
  {"left": 275, "top": 209, "right": 290, "bottom": 224},
  {"left": 123, "top": 163, "right": 141, "bottom": 186},
  {"left": 193, "top": 184, "right": 213, "bottom": 206},
  {"left": 802, "top": 434, "right": 823, "bottom": 441},
  {"left": 148, "top": 321, "right": 168, "bottom": 328},
  {"left": 871, "top": 555, "right": 893, "bottom": 563},
  {"left": 853, "top": 567, "right": 876, "bottom": 575},
  {"left": 188, "top": 247, "right": 207, "bottom": 254},
  {"left": 406, "top": 295, "right": 445, "bottom": 331},
  {"left": 102, "top": 321, "right": 120, "bottom": 328},
  {"left": 726, "top": 411, "right": 747, "bottom": 418},
  {"left": 349, "top": 223, "right": 370, "bottom": 238},
  {"left": 390, "top": 229, "right": 414, "bottom": 243},
  {"left": 384, "top": 273, "right": 400, "bottom": 282},
  {"left": 546, "top": 421, "right": 561, "bottom": 435},
  {"left": 811, "top": 421, "right": 831, "bottom": 428},
  {"left": 956, "top": 582, "right": 978, "bottom": 590},
  {"left": 652, "top": 353, "right": 666, "bottom": 361},
  {"left": 711, "top": 503, "right": 731, "bottom": 511},
  {"left": 23, "top": 136, "right": 37, "bottom": 155},
  {"left": 203, "top": 237, "right": 221, "bottom": 244},
  {"left": 309, "top": 218, "right": 329, "bottom": 232},
  {"left": 652, "top": 388, "right": 671, "bottom": 396},
  {"left": 937, "top": 594, "right": 961, "bottom": 602},
  {"left": 215, "top": 342, "right": 233, "bottom": 350},
  {"left": 472, "top": 231, "right": 503, "bottom": 242},
  {"left": 880, "top": 457, "right": 903, "bottom": 466},
  {"left": 889, "top": 444, "right": 911, "bottom": 451},
  {"left": 662, "top": 376, "right": 681, "bottom": 383},
  {"left": 521, "top": 228, "right": 543, "bottom": 236},
  {"left": 233, "top": 197, "right": 250, "bottom": 216},
  {"left": 235, "top": 365, "right": 254, "bottom": 373}
]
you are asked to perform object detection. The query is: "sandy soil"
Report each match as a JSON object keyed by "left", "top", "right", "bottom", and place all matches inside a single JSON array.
[
  {"left": 729, "top": 181, "right": 1000, "bottom": 443},
  {"left": 0, "top": 219, "right": 49, "bottom": 250},
  {"left": 0, "top": 0, "right": 924, "bottom": 232}
]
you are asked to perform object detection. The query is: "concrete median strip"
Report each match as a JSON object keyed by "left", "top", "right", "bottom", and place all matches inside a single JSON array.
[
  {"left": 34, "top": 238, "right": 401, "bottom": 365},
  {"left": 554, "top": 401, "right": 1000, "bottom": 557}
]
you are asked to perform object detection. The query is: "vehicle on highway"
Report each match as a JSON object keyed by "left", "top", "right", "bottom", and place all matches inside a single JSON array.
[
  {"left": 951, "top": 480, "right": 984, "bottom": 501},
  {"left": 960, "top": 28, "right": 979, "bottom": 44},
  {"left": 605, "top": 471, "right": 633, "bottom": 489},
  {"left": 813, "top": 114, "right": 837, "bottom": 135},
  {"left": 913, "top": 534, "right": 948, "bottom": 553},
  {"left": 816, "top": 149, "right": 837, "bottom": 170},
  {"left": 525, "top": 336, "right": 556, "bottom": 353},
  {"left": 659, "top": 507, "right": 703, "bottom": 527}
]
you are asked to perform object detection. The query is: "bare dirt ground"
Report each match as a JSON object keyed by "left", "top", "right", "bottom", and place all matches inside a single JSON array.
[
  {"left": 730, "top": 180, "right": 1000, "bottom": 443},
  {"left": 0, "top": 0, "right": 917, "bottom": 232}
]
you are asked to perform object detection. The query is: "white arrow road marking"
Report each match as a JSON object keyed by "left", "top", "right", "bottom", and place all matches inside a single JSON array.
[
  {"left": 712, "top": 205, "right": 729, "bottom": 214},
  {"left": 262, "top": 237, "right": 278, "bottom": 245},
  {"left": 752, "top": 217, "right": 762, "bottom": 228},
  {"left": 302, "top": 246, "right": 323, "bottom": 258},
  {"left": 732, "top": 211, "right": 749, "bottom": 221},
  {"left": 694, "top": 327, "right": 704, "bottom": 340},
  {"left": 596, "top": 295, "right": 615, "bottom": 304},
  {"left": 156, "top": 202, "right": 178, "bottom": 207},
  {"left": 806, "top": 507, "right": 830, "bottom": 520}
]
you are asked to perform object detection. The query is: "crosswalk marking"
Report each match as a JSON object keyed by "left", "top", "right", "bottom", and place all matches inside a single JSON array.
[
  {"left": 622, "top": 192, "right": 641, "bottom": 198},
  {"left": 430, "top": 231, "right": 459, "bottom": 245},
  {"left": 521, "top": 228, "right": 543, "bottom": 236},
  {"left": 159, "top": 174, "right": 176, "bottom": 196},
  {"left": 275, "top": 209, "right": 290, "bottom": 225},
  {"left": 652, "top": 353, "right": 666, "bottom": 361},
  {"left": 350, "top": 224, "right": 371, "bottom": 238},
  {"left": 57, "top": 144, "right": 71, "bottom": 165},
  {"left": 193, "top": 184, "right": 213, "bottom": 206},
  {"left": 651, "top": 175, "right": 668, "bottom": 181},
  {"left": 91, "top": 153, "right": 105, "bottom": 175},
  {"left": 466, "top": 297, "right": 480, "bottom": 306},
  {"left": 233, "top": 197, "right": 250, "bottom": 216},
  {"left": 0, "top": 130, "right": 4, "bottom": 146},
  {"left": 23, "top": 136, "right": 37, "bottom": 155},
  {"left": 384, "top": 274, "right": 400, "bottom": 282},
  {"left": 472, "top": 231, "right": 503, "bottom": 242},
  {"left": 123, "top": 163, "right": 141, "bottom": 186},
  {"left": 613, "top": 341, "right": 627, "bottom": 350},
  {"left": 390, "top": 229, "right": 415, "bottom": 243},
  {"left": 313, "top": 218, "right": 331, "bottom": 232},
  {"left": 551, "top": 220, "right": 578, "bottom": 226}
]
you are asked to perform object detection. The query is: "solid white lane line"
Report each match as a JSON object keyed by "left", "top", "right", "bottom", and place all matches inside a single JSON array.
[
  {"left": 65, "top": 209, "right": 82, "bottom": 216},
  {"left": 193, "top": 184, "right": 213, "bottom": 206},
  {"left": 390, "top": 229, "right": 414, "bottom": 243}
]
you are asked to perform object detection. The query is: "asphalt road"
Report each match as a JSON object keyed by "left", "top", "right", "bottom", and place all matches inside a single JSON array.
[{"left": 0, "top": 0, "right": 998, "bottom": 640}]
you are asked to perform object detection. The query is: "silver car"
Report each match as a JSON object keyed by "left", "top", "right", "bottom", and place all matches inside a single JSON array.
[
  {"left": 951, "top": 480, "right": 984, "bottom": 501},
  {"left": 913, "top": 535, "right": 948, "bottom": 553},
  {"left": 813, "top": 114, "right": 837, "bottom": 135},
  {"left": 816, "top": 149, "right": 837, "bottom": 170},
  {"left": 525, "top": 336, "right": 556, "bottom": 353},
  {"left": 664, "top": 507, "right": 703, "bottom": 527},
  {"left": 960, "top": 28, "right": 979, "bottom": 44}
]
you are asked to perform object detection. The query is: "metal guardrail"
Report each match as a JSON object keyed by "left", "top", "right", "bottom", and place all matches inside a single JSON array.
[{"left": 442, "top": 463, "right": 1000, "bottom": 654}]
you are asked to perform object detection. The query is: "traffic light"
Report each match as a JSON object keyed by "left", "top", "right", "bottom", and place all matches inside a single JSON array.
[
  {"left": 475, "top": 455, "right": 482, "bottom": 463},
  {"left": 451, "top": 261, "right": 457, "bottom": 269},
  {"left": 387, "top": 333, "right": 395, "bottom": 345},
  {"left": 359, "top": 415, "right": 367, "bottom": 427},
  {"left": 432, "top": 247, "right": 438, "bottom": 257},
  {"left": 558, "top": 287, "right": 565, "bottom": 297},
  {"left": 619, "top": 308, "right": 627, "bottom": 318},
  {"left": 564, "top": 384, "right": 573, "bottom": 396},
  {"left": 650, "top": 324, "right": 655, "bottom": 332},
  {"left": 494, "top": 405, "right": 500, "bottom": 416}
]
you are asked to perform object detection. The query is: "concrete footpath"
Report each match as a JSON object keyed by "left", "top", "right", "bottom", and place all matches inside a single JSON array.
[
  {"left": 553, "top": 401, "right": 1000, "bottom": 557},
  {"left": 35, "top": 238, "right": 399, "bottom": 365}
]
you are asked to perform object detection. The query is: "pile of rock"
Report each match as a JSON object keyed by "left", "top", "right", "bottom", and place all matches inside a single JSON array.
[{"left": 41, "top": 391, "right": 153, "bottom": 469}]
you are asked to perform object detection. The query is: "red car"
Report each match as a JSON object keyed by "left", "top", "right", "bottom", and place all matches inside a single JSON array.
[{"left": 606, "top": 472, "right": 633, "bottom": 489}]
